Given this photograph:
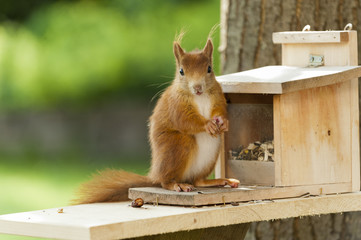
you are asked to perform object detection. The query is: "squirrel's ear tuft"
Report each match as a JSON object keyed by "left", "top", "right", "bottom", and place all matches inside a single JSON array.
[
  {"left": 203, "top": 39, "right": 213, "bottom": 58},
  {"left": 173, "top": 42, "right": 185, "bottom": 64}
]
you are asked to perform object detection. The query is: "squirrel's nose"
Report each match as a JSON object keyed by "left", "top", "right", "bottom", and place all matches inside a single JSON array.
[{"left": 193, "top": 85, "right": 203, "bottom": 92}]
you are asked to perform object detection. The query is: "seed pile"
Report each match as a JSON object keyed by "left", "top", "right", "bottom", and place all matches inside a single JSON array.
[{"left": 230, "top": 140, "right": 274, "bottom": 162}]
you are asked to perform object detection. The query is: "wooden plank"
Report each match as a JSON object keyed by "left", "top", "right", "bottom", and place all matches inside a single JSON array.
[
  {"left": 216, "top": 65, "right": 361, "bottom": 94},
  {"left": 277, "top": 82, "right": 352, "bottom": 186},
  {"left": 2, "top": 192, "right": 361, "bottom": 240},
  {"left": 129, "top": 183, "right": 351, "bottom": 206},
  {"left": 273, "top": 31, "right": 350, "bottom": 44},
  {"left": 347, "top": 30, "right": 358, "bottom": 65},
  {"left": 281, "top": 43, "right": 348, "bottom": 67},
  {"left": 273, "top": 95, "right": 282, "bottom": 186},
  {"left": 0, "top": 221, "right": 90, "bottom": 240},
  {"left": 351, "top": 78, "right": 360, "bottom": 191},
  {"left": 226, "top": 160, "right": 275, "bottom": 186},
  {"left": 347, "top": 31, "right": 360, "bottom": 192}
]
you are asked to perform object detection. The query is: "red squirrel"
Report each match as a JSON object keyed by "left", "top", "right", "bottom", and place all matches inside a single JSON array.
[{"left": 74, "top": 36, "right": 240, "bottom": 204}]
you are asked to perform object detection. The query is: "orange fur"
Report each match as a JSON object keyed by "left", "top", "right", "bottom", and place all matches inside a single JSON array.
[
  {"left": 74, "top": 35, "right": 239, "bottom": 204},
  {"left": 148, "top": 37, "right": 238, "bottom": 191},
  {"left": 73, "top": 169, "right": 158, "bottom": 204}
]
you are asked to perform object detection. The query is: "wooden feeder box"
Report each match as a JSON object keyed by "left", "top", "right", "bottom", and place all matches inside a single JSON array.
[
  {"left": 215, "top": 30, "right": 361, "bottom": 197},
  {"left": 129, "top": 30, "right": 361, "bottom": 206}
]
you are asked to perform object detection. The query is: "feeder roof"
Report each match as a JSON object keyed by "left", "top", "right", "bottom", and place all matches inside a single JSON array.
[{"left": 216, "top": 65, "right": 361, "bottom": 94}]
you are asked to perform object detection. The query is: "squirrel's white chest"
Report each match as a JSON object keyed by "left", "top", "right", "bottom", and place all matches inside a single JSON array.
[
  {"left": 193, "top": 94, "right": 212, "bottom": 119},
  {"left": 182, "top": 94, "right": 220, "bottom": 181}
]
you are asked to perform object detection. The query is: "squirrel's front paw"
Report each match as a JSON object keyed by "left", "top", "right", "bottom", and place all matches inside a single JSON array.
[
  {"left": 205, "top": 120, "right": 219, "bottom": 137},
  {"left": 213, "top": 116, "right": 229, "bottom": 132}
]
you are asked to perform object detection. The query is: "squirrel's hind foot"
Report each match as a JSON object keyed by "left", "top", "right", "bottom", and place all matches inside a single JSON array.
[{"left": 162, "top": 182, "right": 195, "bottom": 192}]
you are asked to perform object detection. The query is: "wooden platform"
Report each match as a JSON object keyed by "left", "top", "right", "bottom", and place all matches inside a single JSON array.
[
  {"left": 129, "top": 184, "right": 352, "bottom": 206},
  {"left": 1, "top": 192, "right": 361, "bottom": 240}
]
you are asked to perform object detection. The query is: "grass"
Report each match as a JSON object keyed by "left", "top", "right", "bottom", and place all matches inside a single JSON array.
[{"left": 0, "top": 154, "right": 149, "bottom": 240}]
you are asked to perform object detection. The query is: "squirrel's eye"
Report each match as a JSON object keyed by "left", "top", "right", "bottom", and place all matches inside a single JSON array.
[
  {"left": 180, "top": 68, "right": 184, "bottom": 76},
  {"left": 207, "top": 66, "right": 212, "bottom": 73}
]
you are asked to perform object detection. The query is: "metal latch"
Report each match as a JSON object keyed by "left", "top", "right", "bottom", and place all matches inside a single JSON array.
[{"left": 309, "top": 54, "right": 324, "bottom": 67}]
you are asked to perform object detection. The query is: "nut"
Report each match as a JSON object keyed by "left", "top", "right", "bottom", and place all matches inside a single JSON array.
[{"left": 131, "top": 198, "right": 144, "bottom": 208}]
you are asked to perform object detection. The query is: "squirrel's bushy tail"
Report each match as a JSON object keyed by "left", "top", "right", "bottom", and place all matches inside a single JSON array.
[{"left": 73, "top": 169, "right": 158, "bottom": 204}]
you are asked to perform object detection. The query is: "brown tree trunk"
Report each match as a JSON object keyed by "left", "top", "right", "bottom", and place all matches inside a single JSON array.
[
  {"left": 220, "top": 0, "right": 361, "bottom": 239},
  {"left": 220, "top": 0, "right": 361, "bottom": 74}
]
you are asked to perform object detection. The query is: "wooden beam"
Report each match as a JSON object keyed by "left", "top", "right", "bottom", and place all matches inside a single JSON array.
[
  {"left": 273, "top": 95, "right": 282, "bottom": 186},
  {"left": 2, "top": 193, "right": 361, "bottom": 239}
]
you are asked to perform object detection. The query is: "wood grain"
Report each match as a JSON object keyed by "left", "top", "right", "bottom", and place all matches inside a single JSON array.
[
  {"left": 2, "top": 192, "right": 361, "bottom": 239},
  {"left": 277, "top": 82, "right": 352, "bottom": 186}
]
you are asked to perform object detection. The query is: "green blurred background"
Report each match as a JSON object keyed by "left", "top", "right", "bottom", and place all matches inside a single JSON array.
[{"left": 0, "top": 0, "right": 220, "bottom": 239}]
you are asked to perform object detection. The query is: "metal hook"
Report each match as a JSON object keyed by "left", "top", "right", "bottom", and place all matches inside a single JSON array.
[
  {"left": 302, "top": 25, "right": 311, "bottom": 31},
  {"left": 344, "top": 23, "right": 352, "bottom": 31}
]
